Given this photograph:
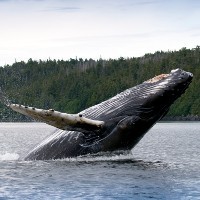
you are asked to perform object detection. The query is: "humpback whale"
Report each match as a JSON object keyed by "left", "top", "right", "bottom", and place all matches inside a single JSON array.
[{"left": 7, "top": 69, "right": 193, "bottom": 160}]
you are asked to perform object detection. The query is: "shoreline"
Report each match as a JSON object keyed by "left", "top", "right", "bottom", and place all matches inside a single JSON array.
[{"left": 0, "top": 117, "right": 199, "bottom": 123}]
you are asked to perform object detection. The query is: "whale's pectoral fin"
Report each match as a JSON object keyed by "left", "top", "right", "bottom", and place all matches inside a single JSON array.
[{"left": 8, "top": 104, "right": 105, "bottom": 131}]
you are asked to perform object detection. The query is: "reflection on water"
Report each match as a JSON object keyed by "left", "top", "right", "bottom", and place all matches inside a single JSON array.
[{"left": 0, "top": 122, "right": 200, "bottom": 199}]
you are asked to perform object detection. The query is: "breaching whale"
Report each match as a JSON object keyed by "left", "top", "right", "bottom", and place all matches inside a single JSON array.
[{"left": 7, "top": 68, "right": 193, "bottom": 160}]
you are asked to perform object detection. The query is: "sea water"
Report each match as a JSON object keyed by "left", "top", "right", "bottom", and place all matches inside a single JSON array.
[{"left": 0, "top": 122, "right": 199, "bottom": 199}]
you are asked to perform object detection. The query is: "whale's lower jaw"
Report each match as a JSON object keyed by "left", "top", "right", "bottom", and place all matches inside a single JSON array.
[{"left": 8, "top": 69, "right": 193, "bottom": 160}]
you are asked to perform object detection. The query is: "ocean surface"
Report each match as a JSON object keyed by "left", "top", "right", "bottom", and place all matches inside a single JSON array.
[{"left": 0, "top": 122, "right": 199, "bottom": 200}]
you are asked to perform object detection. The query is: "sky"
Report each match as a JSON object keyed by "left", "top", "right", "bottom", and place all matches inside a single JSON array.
[{"left": 0, "top": 0, "right": 200, "bottom": 66}]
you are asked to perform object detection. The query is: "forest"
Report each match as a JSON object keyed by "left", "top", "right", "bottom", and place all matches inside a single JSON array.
[{"left": 0, "top": 46, "right": 199, "bottom": 121}]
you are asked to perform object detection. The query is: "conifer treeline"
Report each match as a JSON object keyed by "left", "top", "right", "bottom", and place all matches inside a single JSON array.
[{"left": 0, "top": 46, "right": 199, "bottom": 121}]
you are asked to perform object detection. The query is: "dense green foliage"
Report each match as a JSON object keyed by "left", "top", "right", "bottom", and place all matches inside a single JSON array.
[{"left": 0, "top": 47, "right": 199, "bottom": 121}]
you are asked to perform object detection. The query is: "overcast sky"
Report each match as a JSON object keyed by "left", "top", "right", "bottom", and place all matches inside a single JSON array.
[{"left": 0, "top": 0, "right": 200, "bottom": 66}]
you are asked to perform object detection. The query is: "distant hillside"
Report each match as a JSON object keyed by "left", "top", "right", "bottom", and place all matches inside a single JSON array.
[{"left": 0, "top": 46, "right": 199, "bottom": 121}]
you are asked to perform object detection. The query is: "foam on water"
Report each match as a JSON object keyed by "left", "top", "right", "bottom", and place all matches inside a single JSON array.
[
  {"left": 57, "top": 151, "right": 134, "bottom": 163},
  {"left": 0, "top": 152, "right": 19, "bottom": 161}
]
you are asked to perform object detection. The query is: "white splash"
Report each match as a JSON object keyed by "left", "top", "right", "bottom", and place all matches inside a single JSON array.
[
  {"left": 0, "top": 152, "right": 19, "bottom": 161},
  {"left": 57, "top": 151, "right": 134, "bottom": 162}
]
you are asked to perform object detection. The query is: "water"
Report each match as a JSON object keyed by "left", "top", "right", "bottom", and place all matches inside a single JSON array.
[{"left": 0, "top": 122, "right": 199, "bottom": 199}]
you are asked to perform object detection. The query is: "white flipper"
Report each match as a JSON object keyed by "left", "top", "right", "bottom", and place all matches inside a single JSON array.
[{"left": 9, "top": 104, "right": 104, "bottom": 130}]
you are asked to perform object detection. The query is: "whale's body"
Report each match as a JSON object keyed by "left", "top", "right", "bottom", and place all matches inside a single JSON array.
[{"left": 8, "top": 69, "right": 193, "bottom": 160}]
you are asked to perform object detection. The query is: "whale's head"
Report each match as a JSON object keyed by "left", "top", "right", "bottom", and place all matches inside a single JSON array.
[
  {"left": 82, "top": 69, "right": 193, "bottom": 151},
  {"left": 94, "top": 68, "right": 193, "bottom": 119},
  {"left": 126, "top": 68, "right": 193, "bottom": 120}
]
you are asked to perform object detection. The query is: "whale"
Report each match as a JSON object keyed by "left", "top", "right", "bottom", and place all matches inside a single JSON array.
[{"left": 7, "top": 68, "right": 193, "bottom": 160}]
